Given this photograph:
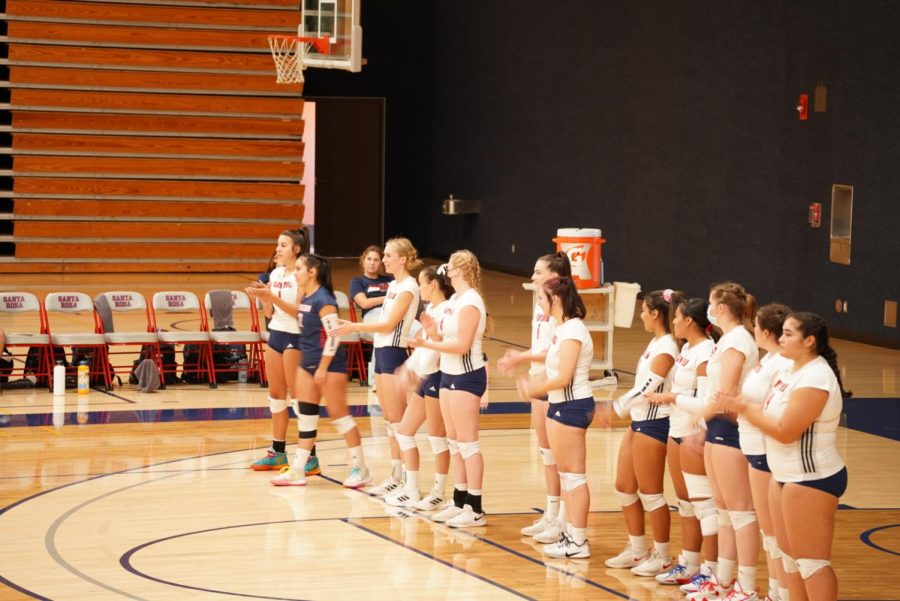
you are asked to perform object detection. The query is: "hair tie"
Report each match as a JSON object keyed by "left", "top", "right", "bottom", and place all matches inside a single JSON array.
[
  {"left": 437, "top": 263, "right": 449, "bottom": 275},
  {"left": 663, "top": 289, "right": 673, "bottom": 303},
  {"left": 705, "top": 324, "right": 713, "bottom": 334}
]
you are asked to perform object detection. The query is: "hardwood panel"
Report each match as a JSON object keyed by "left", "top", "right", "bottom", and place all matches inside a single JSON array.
[
  {"left": 13, "top": 221, "right": 297, "bottom": 239},
  {"left": 0, "top": 260, "right": 274, "bottom": 273},
  {"left": 11, "top": 89, "right": 303, "bottom": 115},
  {"left": 13, "top": 156, "right": 303, "bottom": 179},
  {"left": 11, "top": 112, "right": 303, "bottom": 137},
  {"left": 12, "top": 178, "right": 303, "bottom": 200},
  {"left": 11, "top": 133, "right": 303, "bottom": 158},
  {"left": 13, "top": 199, "right": 303, "bottom": 220},
  {"left": 16, "top": 242, "right": 274, "bottom": 259}
]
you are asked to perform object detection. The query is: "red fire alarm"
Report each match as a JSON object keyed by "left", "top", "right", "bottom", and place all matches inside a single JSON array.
[
  {"left": 809, "top": 202, "right": 822, "bottom": 228},
  {"left": 797, "top": 94, "right": 809, "bottom": 120}
]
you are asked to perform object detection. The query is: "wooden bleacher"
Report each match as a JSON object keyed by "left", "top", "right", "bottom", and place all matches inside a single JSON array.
[{"left": 0, "top": 0, "right": 306, "bottom": 273}]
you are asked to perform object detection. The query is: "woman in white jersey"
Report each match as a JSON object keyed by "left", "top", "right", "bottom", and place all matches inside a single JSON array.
[
  {"left": 520, "top": 276, "right": 594, "bottom": 558},
  {"left": 497, "top": 252, "right": 571, "bottom": 543},
  {"left": 409, "top": 250, "right": 488, "bottom": 528},
  {"left": 689, "top": 282, "right": 759, "bottom": 601},
  {"left": 382, "top": 265, "right": 454, "bottom": 509},
  {"left": 645, "top": 297, "right": 718, "bottom": 590},
  {"left": 604, "top": 289, "right": 679, "bottom": 577},
  {"left": 720, "top": 312, "right": 849, "bottom": 601},
  {"left": 332, "top": 237, "right": 422, "bottom": 495},
  {"left": 246, "top": 228, "right": 320, "bottom": 476}
]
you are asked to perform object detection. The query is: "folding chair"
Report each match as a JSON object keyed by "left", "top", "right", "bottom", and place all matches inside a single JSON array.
[
  {"left": 0, "top": 291, "right": 53, "bottom": 391},
  {"left": 151, "top": 291, "right": 216, "bottom": 388},
  {"left": 335, "top": 290, "right": 368, "bottom": 385},
  {"left": 99, "top": 291, "right": 165, "bottom": 388},
  {"left": 44, "top": 292, "right": 113, "bottom": 390},
  {"left": 204, "top": 290, "right": 266, "bottom": 386}
]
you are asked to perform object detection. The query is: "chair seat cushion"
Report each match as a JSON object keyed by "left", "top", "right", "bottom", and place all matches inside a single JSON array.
[
  {"left": 157, "top": 332, "right": 210, "bottom": 343},
  {"left": 6, "top": 333, "right": 52, "bottom": 345},
  {"left": 50, "top": 333, "right": 107, "bottom": 346},
  {"left": 209, "top": 331, "right": 260, "bottom": 344},
  {"left": 106, "top": 332, "right": 160, "bottom": 344}
]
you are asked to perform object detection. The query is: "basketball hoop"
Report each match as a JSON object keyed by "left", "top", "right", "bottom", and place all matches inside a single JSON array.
[{"left": 267, "top": 35, "right": 331, "bottom": 84}]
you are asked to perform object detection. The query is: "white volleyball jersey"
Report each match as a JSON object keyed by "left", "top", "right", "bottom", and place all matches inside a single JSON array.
[
  {"left": 545, "top": 318, "right": 594, "bottom": 404},
  {"left": 267, "top": 266, "right": 300, "bottom": 334},
  {"left": 764, "top": 356, "right": 845, "bottom": 483},
  {"left": 408, "top": 299, "right": 451, "bottom": 377},
  {"left": 669, "top": 338, "right": 715, "bottom": 437},
  {"left": 438, "top": 289, "right": 487, "bottom": 375},
  {"left": 705, "top": 327, "right": 759, "bottom": 410},
  {"left": 628, "top": 335, "right": 679, "bottom": 421},
  {"left": 530, "top": 303, "right": 555, "bottom": 376},
  {"left": 738, "top": 351, "right": 793, "bottom": 455},
  {"left": 374, "top": 276, "right": 420, "bottom": 349}
]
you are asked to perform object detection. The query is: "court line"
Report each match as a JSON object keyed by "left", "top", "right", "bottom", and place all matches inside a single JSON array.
[{"left": 858, "top": 523, "right": 900, "bottom": 557}]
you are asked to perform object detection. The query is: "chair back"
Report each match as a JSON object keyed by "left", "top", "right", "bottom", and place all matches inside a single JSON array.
[
  {"left": 0, "top": 292, "right": 43, "bottom": 315},
  {"left": 44, "top": 292, "right": 95, "bottom": 314},
  {"left": 100, "top": 291, "right": 148, "bottom": 312},
  {"left": 151, "top": 291, "right": 208, "bottom": 333},
  {"left": 205, "top": 290, "right": 259, "bottom": 333}
]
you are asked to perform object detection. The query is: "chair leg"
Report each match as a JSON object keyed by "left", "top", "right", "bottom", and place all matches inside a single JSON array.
[{"left": 206, "top": 344, "right": 217, "bottom": 389}]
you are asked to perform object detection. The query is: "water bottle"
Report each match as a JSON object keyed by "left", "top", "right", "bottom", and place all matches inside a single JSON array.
[
  {"left": 53, "top": 360, "right": 66, "bottom": 396},
  {"left": 237, "top": 359, "right": 248, "bottom": 383},
  {"left": 77, "top": 361, "right": 90, "bottom": 395}
]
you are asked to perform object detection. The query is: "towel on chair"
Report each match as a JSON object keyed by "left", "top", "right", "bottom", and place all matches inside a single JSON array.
[
  {"left": 94, "top": 294, "right": 114, "bottom": 333},
  {"left": 208, "top": 290, "right": 235, "bottom": 330}
]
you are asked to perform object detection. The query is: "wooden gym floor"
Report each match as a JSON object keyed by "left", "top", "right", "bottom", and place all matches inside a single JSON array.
[{"left": 1, "top": 263, "right": 898, "bottom": 600}]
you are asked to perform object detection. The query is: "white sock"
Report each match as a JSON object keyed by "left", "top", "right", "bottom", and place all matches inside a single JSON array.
[
  {"left": 629, "top": 535, "right": 648, "bottom": 557},
  {"left": 405, "top": 470, "right": 419, "bottom": 494},
  {"left": 558, "top": 500, "right": 568, "bottom": 527},
  {"left": 348, "top": 445, "right": 365, "bottom": 468},
  {"left": 455, "top": 483, "right": 468, "bottom": 492},
  {"left": 433, "top": 472, "right": 447, "bottom": 493},
  {"left": 779, "top": 587, "right": 790, "bottom": 600},
  {"left": 683, "top": 550, "right": 701, "bottom": 570},
  {"left": 703, "top": 560, "right": 718, "bottom": 575},
  {"left": 545, "top": 496, "right": 560, "bottom": 521},
  {"left": 654, "top": 541, "right": 670, "bottom": 558},
  {"left": 717, "top": 558, "right": 735, "bottom": 586},
  {"left": 768, "top": 579, "right": 779, "bottom": 600},
  {"left": 293, "top": 447, "right": 311, "bottom": 470},
  {"left": 738, "top": 566, "right": 756, "bottom": 592},
  {"left": 569, "top": 526, "right": 587, "bottom": 545}
]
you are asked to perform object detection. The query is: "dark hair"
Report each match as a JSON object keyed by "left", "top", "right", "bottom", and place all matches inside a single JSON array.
[
  {"left": 538, "top": 251, "right": 572, "bottom": 279},
  {"left": 788, "top": 312, "right": 852, "bottom": 398},
  {"left": 543, "top": 277, "right": 586, "bottom": 320},
  {"left": 644, "top": 289, "right": 683, "bottom": 334},
  {"left": 280, "top": 227, "right": 310, "bottom": 258},
  {"left": 420, "top": 265, "right": 454, "bottom": 300},
  {"left": 358, "top": 245, "right": 384, "bottom": 273},
  {"left": 301, "top": 253, "right": 334, "bottom": 296},
  {"left": 756, "top": 303, "right": 792, "bottom": 340},
  {"left": 711, "top": 281, "right": 757, "bottom": 332},
  {"left": 676, "top": 297, "right": 720, "bottom": 342}
]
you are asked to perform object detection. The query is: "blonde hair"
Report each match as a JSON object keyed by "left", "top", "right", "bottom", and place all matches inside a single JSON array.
[
  {"left": 711, "top": 281, "right": 757, "bottom": 332},
  {"left": 448, "top": 250, "right": 494, "bottom": 335},
  {"left": 385, "top": 237, "right": 424, "bottom": 274}
]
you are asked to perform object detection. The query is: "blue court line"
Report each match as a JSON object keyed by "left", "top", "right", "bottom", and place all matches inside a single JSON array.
[{"left": 859, "top": 523, "right": 900, "bottom": 557}]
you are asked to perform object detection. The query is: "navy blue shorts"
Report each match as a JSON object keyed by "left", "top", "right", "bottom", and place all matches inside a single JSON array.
[
  {"left": 267, "top": 329, "right": 301, "bottom": 354},
  {"left": 631, "top": 417, "right": 670, "bottom": 444},
  {"left": 706, "top": 416, "right": 741, "bottom": 449},
  {"left": 547, "top": 397, "right": 596, "bottom": 429},
  {"left": 374, "top": 346, "right": 409, "bottom": 375},
  {"left": 780, "top": 467, "right": 848, "bottom": 498},
  {"left": 670, "top": 436, "right": 683, "bottom": 445},
  {"left": 415, "top": 371, "right": 442, "bottom": 399},
  {"left": 301, "top": 348, "right": 347, "bottom": 376},
  {"left": 746, "top": 454, "right": 770, "bottom": 473},
  {"left": 440, "top": 367, "right": 487, "bottom": 397}
]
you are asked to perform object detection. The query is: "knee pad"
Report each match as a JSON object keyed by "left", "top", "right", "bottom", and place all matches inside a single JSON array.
[
  {"left": 683, "top": 472, "right": 713, "bottom": 499},
  {"left": 693, "top": 498, "right": 718, "bottom": 536},
  {"left": 729, "top": 510, "right": 757, "bottom": 531},
  {"left": 539, "top": 447, "right": 556, "bottom": 466},
  {"left": 333, "top": 414, "right": 356, "bottom": 435},
  {"left": 395, "top": 432, "right": 418, "bottom": 452},
  {"left": 717, "top": 508, "right": 732, "bottom": 527},
  {"left": 268, "top": 396, "right": 288, "bottom": 413},
  {"left": 796, "top": 558, "right": 830, "bottom": 580},
  {"left": 560, "top": 472, "right": 587, "bottom": 492},
  {"left": 677, "top": 499, "right": 695, "bottom": 518},
  {"left": 763, "top": 535, "right": 782, "bottom": 560},
  {"left": 457, "top": 440, "right": 480, "bottom": 459},
  {"left": 615, "top": 490, "right": 640, "bottom": 508},
  {"left": 428, "top": 435, "right": 449, "bottom": 454},
  {"left": 447, "top": 439, "right": 459, "bottom": 456},
  {"left": 298, "top": 402, "right": 319, "bottom": 439},
  {"left": 781, "top": 553, "right": 799, "bottom": 574},
  {"left": 638, "top": 491, "right": 667, "bottom": 512},
  {"left": 383, "top": 419, "right": 395, "bottom": 438}
]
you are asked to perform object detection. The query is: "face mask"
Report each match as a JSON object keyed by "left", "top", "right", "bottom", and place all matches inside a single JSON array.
[{"left": 707, "top": 305, "right": 719, "bottom": 327}]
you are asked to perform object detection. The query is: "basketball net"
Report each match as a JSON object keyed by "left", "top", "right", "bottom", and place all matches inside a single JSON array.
[{"left": 267, "top": 35, "right": 330, "bottom": 84}]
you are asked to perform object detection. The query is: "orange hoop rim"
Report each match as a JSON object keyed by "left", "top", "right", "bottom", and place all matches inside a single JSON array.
[{"left": 267, "top": 34, "right": 331, "bottom": 55}]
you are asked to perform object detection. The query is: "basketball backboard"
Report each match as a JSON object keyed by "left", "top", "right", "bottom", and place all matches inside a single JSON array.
[{"left": 300, "top": 0, "right": 363, "bottom": 72}]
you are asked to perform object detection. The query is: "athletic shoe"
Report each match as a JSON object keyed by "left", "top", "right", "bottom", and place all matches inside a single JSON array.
[
  {"left": 542, "top": 533, "right": 590, "bottom": 559},
  {"left": 413, "top": 491, "right": 446, "bottom": 511},
  {"left": 384, "top": 489, "right": 421, "bottom": 508},
  {"left": 631, "top": 548, "right": 673, "bottom": 576},
  {"left": 686, "top": 577, "right": 732, "bottom": 601},
  {"left": 533, "top": 520, "right": 564, "bottom": 544},
  {"left": 722, "top": 582, "right": 758, "bottom": 601},
  {"left": 251, "top": 449, "right": 288, "bottom": 471},
  {"left": 680, "top": 571, "right": 712, "bottom": 594},
  {"left": 604, "top": 545, "right": 649, "bottom": 569},
  {"left": 431, "top": 502, "right": 464, "bottom": 523},
  {"left": 521, "top": 516, "right": 553, "bottom": 537},
  {"left": 368, "top": 477, "right": 402, "bottom": 497},
  {"left": 655, "top": 557, "right": 698, "bottom": 585},
  {"left": 304, "top": 455, "right": 321, "bottom": 476},
  {"left": 342, "top": 466, "right": 372, "bottom": 489},
  {"left": 445, "top": 504, "right": 487, "bottom": 528},
  {"left": 270, "top": 465, "right": 306, "bottom": 487}
]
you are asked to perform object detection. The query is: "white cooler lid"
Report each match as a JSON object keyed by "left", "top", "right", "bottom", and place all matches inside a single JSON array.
[{"left": 556, "top": 227, "right": 602, "bottom": 237}]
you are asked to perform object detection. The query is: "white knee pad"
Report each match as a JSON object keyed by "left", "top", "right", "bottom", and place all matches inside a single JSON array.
[
  {"left": 457, "top": 440, "right": 480, "bottom": 459},
  {"left": 781, "top": 553, "right": 799, "bottom": 574},
  {"left": 717, "top": 508, "right": 732, "bottom": 527},
  {"left": 428, "top": 435, "right": 449, "bottom": 454},
  {"left": 560, "top": 472, "right": 587, "bottom": 492},
  {"left": 677, "top": 499, "right": 695, "bottom": 518},
  {"left": 638, "top": 491, "right": 667, "bottom": 512},
  {"left": 333, "top": 414, "right": 356, "bottom": 435},
  {"left": 396, "top": 432, "right": 418, "bottom": 452},
  {"left": 683, "top": 472, "right": 713, "bottom": 499},
  {"left": 298, "top": 413, "right": 319, "bottom": 436},
  {"left": 763, "top": 535, "right": 782, "bottom": 560},
  {"left": 447, "top": 439, "right": 459, "bottom": 456},
  {"left": 615, "top": 490, "right": 640, "bottom": 508},
  {"left": 796, "top": 558, "right": 830, "bottom": 580},
  {"left": 383, "top": 419, "right": 395, "bottom": 438},
  {"left": 693, "top": 497, "right": 718, "bottom": 536},
  {"left": 268, "top": 396, "right": 288, "bottom": 413},
  {"left": 539, "top": 446, "right": 556, "bottom": 466},
  {"left": 729, "top": 510, "right": 757, "bottom": 531}
]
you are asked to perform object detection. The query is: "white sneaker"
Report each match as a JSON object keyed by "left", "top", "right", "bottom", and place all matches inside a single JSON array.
[
  {"left": 656, "top": 556, "right": 698, "bottom": 585},
  {"left": 413, "top": 491, "right": 446, "bottom": 511},
  {"left": 521, "top": 516, "right": 553, "bottom": 536},
  {"left": 722, "top": 582, "right": 758, "bottom": 601},
  {"left": 686, "top": 576, "right": 731, "bottom": 601},
  {"left": 604, "top": 545, "right": 648, "bottom": 569},
  {"left": 631, "top": 548, "right": 673, "bottom": 576},
  {"left": 542, "top": 534, "right": 590, "bottom": 559},
  {"left": 533, "top": 520, "right": 564, "bottom": 544},
  {"left": 680, "top": 567, "right": 713, "bottom": 593},
  {"left": 445, "top": 504, "right": 487, "bottom": 528},
  {"left": 342, "top": 466, "right": 372, "bottom": 489},
  {"left": 431, "top": 502, "right": 464, "bottom": 523},
  {"left": 368, "top": 477, "right": 402, "bottom": 497},
  {"left": 270, "top": 465, "right": 306, "bottom": 487},
  {"left": 384, "top": 488, "right": 421, "bottom": 508}
]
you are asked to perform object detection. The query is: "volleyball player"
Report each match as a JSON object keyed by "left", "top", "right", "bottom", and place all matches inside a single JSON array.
[
  {"left": 408, "top": 250, "right": 488, "bottom": 528},
  {"left": 498, "top": 252, "right": 571, "bottom": 543},
  {"left": 350, "top": 245, "right": 393, "bottom": 325},
  {"left": 271, "top": 254, "right": 371, "bottom": 488}
]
